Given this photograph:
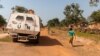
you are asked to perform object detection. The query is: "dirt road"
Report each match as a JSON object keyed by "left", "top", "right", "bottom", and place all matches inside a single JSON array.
[{"left": 0, "top": 28, "right": 100, "bottom": 56}]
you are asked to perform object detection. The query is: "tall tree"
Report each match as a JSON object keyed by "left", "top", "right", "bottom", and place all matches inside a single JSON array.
[
  {"left": 64, "top": 3, "right": 86, "bottom": 26},
  {"left": 0, "top": 15, "right": 6, "bottom": 27},
  {"left": 60, "top": 19, "right": 67, "bottom": 27},
  {"left": 90, "top": 10, "right": 100, "bottom": 23},
  {"left": 47, "top": 18, "right": 60, "bottom": 27}
]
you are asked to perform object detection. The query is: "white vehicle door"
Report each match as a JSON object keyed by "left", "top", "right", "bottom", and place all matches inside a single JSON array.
[{"left": 25, "top": 14, "right": 35, "bottom": 31}]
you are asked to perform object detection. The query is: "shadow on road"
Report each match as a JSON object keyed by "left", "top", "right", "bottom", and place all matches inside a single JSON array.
[
  {"left": 19, "top": 36, "right": 63, "bottom": 47},
  {"left": 73, "top": 45, "right": 84, "bottom": 47}
]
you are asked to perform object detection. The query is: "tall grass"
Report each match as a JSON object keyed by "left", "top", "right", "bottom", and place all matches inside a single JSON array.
[
  {"left": 76, "top": 31, "right": 100, "bottom": 43},
  {"left": 0, "top": 36, "right": 12, "bottom": 42},
  {"left": 51, "top": 27, "right": 100, "bottom": 43}
]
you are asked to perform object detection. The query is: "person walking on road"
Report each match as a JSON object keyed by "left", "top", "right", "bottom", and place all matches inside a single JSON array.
[{"left": 68, "top": 25, "right": 75, "bottom": 46}]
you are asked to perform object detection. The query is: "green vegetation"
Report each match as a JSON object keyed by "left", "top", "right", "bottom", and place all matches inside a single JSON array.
[
  {"left": 0, "top": 36, "right": 12, "bottom": 42},
  {"left": 47, "top": 18, "right": 60, "bottom": 27},
  {"left": 63, "top": 3, "right": 87, "bottom": 26},
  {"left": 76, "top": 31, "right": 100, "bottom": 42},
  {"left": 89, "top": 10, "right": 100, "bottom": 23},
  {"left": 0, "top": 15, "right": 6, "bottom": 27},
  {"left": 47, "top": 3, "right": 87, "bottom": 27}
]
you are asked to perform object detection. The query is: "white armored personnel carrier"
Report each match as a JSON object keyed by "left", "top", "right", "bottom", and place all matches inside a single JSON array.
[{"left": 6, "top": 12, "right": 40, "bottom": 43}]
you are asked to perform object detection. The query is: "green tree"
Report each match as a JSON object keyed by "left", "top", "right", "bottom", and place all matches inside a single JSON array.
[
  {"left": 12, "top": 6, "right": 28, "bottom": 13},
  {"left": 47, "top": 18, "right": 60, "bottom": 27},
  {"left": 64, "top": 3, "right": 86, "bottom": 26},
  {"left": 0, "top": 15, "right": 6, "bottom": 26},
  {"left": 60, "top": 19, "right": 67, "bottom": 26},
  {"left": 90, "top": 10, "right": 100, "bottom": 23},
  {"left": 47, "top": 18, "right": 60, "bottom": 34}
]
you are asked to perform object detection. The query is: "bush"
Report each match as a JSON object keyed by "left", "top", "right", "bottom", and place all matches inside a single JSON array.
[{"left": 0, "top": 15, "right": 6, "bottom": 26}]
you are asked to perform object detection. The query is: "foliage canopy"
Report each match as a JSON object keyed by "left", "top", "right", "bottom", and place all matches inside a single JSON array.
[
  {"left": 90, "top": 10, "right": 100, "bottom": 23},
  {"left": 0, "top": 15, "right": 6, "bottom": 26}
]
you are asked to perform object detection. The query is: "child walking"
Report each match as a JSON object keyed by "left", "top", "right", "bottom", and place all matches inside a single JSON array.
[{"left": 68, "top": 27, "right": 75, "bottom": 46}]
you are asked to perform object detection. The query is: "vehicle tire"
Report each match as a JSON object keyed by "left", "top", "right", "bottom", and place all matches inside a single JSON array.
[
  {"left": 12, "top": 35, "right": 18, "bottom": 42},
  {"left": 34, "top": 36, "right": 39, "bottom": 44},
  {"left": 35, "top": 32, "right": 40, "bottom": 44},
  {"left": 29, "top": 32, "right": 40, "bottom": 44},
  {"left": 13, "top": 38, "right": 18, "bottom": 42}
]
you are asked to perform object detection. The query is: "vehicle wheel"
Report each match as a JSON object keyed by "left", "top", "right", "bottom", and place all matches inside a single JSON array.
[
  {"left": 35, "top": 32, "right": 40, "bottom": 44},
  {"left": 29, "top": 32, "right": 40, "bottom": 44},
  {"left": 13, "top": 38, "right": 18, "bottom": 42},
  {"left": 29, "top": 38, "right": 38, "bottom": 44},
  {"left": 34, "top": 36, "right": 39, "bottom": 44},
  {"left": 12, "top": 35, "right": 18, "bottom": 42}
]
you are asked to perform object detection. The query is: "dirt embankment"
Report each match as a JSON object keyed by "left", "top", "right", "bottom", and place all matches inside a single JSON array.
[{"left": 0, "top": 33, "right": 9, "bottom": 39}]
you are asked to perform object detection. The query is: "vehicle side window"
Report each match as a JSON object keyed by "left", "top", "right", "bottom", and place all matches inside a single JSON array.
[
  {"left": 16, "top": 16, "right": 24, "bottom": 21},
  {"left": 26, "top": 17, "right": 34, "bottom": 22}
]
